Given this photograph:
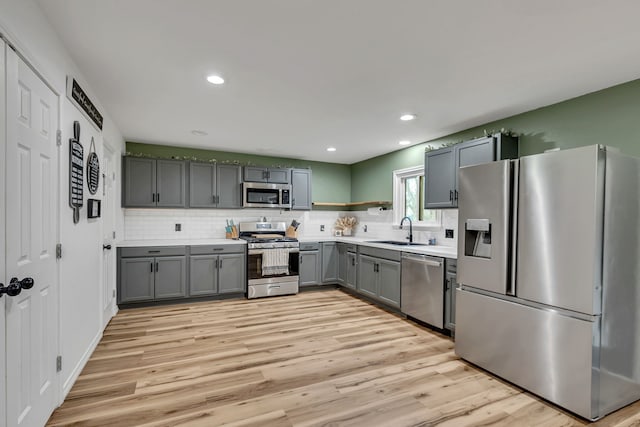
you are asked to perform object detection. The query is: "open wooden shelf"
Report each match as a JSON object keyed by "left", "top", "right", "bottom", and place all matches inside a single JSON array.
[{"left": 312, "top": 200, "right": 391, "bottom": 207}]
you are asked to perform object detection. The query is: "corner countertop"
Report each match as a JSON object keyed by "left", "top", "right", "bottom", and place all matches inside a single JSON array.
[
  {"left": 116, "top": 239, "right": 247, "bottom": 248},
  {"left": 299, "top": 237, "right": 457, "bottom": 259}
]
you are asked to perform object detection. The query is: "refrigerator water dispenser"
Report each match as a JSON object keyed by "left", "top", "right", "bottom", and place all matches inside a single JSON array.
[{"left": 464, "top": 219, "right": 491, "bottom": 258}]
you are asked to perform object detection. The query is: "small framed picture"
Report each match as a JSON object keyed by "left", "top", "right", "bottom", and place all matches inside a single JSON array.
[{"left": 87, "top": 198, "right": 101, "bottom": 219}]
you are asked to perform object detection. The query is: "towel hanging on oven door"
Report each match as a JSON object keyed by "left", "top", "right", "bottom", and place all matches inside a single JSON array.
[{"left": 262, "top": 249, "right": 290, "bottom": 276}]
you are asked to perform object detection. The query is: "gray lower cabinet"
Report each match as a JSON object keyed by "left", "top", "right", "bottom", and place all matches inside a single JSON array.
[
  {"left": 299, "top": 249, "right": 321, "bottom": 286},
  {"left": 444, "top": 258, "right": 457, "bottom": 331},
  {"left": 291, "top": 169, "right": 312, "bottom": 210},
  {"left": 345, "top": 251, "right": 357, "bottom": 290},
  {"left": 337, "top": 243, "right": 347, "bottom": 284},
  {"left": 154, "top": 256, "right": 188, "bottom": 298},
  {"left": 321, "top": 242, "right": 338, "bottom": 283},
  {"left": 189, "top": 163, "right": 242, "bottom": 208},
  {"left": 357, "top": 255, "right": 378, "bottom": 298},
  {"left": 357, "top": 247, "right": 401, "bottom": 308},
  {"left": 119, "top": 245, "right": 245, "bottom": 304},
  {"left": 119, "top": 249, "right": 187, "bottom": 303},
  {"left": 425, "top": 133, "right": 518, "bottom": 209},
  {"left": 189, "top": 245, "right": 246, "bottom": 295},
  {"left": 123, "top": 157, "right": 187, "bottom": 208}
]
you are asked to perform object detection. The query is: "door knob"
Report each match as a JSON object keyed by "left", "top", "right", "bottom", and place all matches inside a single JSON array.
[
  {"left": 0, "top": 281, "right": 22, "bottom": 297},
  {"left": 11, "top": 277, "right": 34, "bottom": 290},
  {"left": 103, "top": 244, "right": 112, "bottom": 250}
]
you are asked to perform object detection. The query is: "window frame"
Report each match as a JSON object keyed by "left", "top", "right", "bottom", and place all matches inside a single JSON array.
[{"left": 392, "top": 165, "right": 442, "bottom": 229}]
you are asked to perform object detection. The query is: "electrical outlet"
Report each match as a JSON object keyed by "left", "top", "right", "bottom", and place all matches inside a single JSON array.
[
  {"left": 175, "top": 223, "right": 182, "bottom": 232},
  {"left": 363, "top": 225, "right": 368, "bottom": 232},
  {"left": 320, "top": 225, "right": 325, "bottom": 232},
  {"left": 445, "top": 229, "right": 454, "bottom": 239}
]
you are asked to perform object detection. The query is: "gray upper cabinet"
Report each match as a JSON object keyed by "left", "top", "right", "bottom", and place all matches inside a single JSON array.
[
  {"left": 322, "top": 242, "right": 338, "bottom": 283},
  {"left": 189, "top": 163, "right": 217, "bottom": 208},
  {"left": 291, "top": 169, "right": 312, "bottom": 210},
  {"left": 123, "top": 157, "right": 186, "bottom": 208},
  {"left": 189, "top": 163, "right": 242, "bottom": 208},
  {"left": 243, "top": 166, "right": 291, "bottom": 184},
  {"left": 123, "top": 157, "right": 156, "bottom": 207},
  {"left": 424, "top": 133, "right": 518, "bottom": 208},
  {"left": 425, "top": 147, "right": 456, "bottom": 208},
  {"left": 156, "top": 160, "right": 187, "bottom": 207},
  {"left": 217, "top": 165, "right": 243, "bottom": 208}
]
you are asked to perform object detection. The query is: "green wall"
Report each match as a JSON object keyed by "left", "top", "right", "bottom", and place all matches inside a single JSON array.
[
  {"left": 125, "top": 142, "right": 352, "bottom": 203},
  {"left": 351, "top": 78, "right": 640, "bottom": 201},
  {"left": 128, "top": 78, "right": 640, "bottom": 205}
]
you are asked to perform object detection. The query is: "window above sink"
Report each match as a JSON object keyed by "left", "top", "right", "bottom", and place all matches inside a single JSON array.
[{"left": 392, "top": 165, "right": 442, "bottom": 229}]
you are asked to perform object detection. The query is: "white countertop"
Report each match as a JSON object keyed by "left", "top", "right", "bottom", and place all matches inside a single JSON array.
[
  {"left": 116, "top": 239, "right": 247, "bottom": 248},
  {"left": 117, "top": 237, "right": 456, "bottom": 258},
  {"left": 299, "top": 236, "right": 457, "bottom": 259}
]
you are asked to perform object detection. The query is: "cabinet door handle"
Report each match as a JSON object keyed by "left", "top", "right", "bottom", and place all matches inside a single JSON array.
[
  {"left": 150, "top": 262, "right": 153, "bottom": 273},
  {"left": 219, "top": 259, "right": 222, "bottom": 268},
  {"left": 449, "top": 190, "right": 453, "bottom": 201},
  {"left": 152, "top": 193, "right": 156, "bottom": 203},
  {"left": 454, "top": 190, "right": 458, "bottom": 201},
  {"left": 156, "top": 193, "right": 160, "bottom": 203},
  {"left": 215, "top": 258, "right": 219, "bottom": 268},
  {"left": 155, "top": 262, "right": 159, "bottom": 272}
]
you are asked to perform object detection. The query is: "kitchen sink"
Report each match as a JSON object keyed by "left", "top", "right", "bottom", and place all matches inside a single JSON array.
[{"left": 367, "top": 240, "right": 427, "bottom": 246}]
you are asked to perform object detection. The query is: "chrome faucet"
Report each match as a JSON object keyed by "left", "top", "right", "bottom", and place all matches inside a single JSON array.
[{"left": 400, "top": 216, "right": 413, "bottom": 243}]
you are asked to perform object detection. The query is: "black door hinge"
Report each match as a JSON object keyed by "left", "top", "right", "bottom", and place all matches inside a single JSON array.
[
  {"left": 56, "top": 243, "right": 62, "bottom": 259},
  {"left": 56, "top": 355, "right": 62, "bottom": 372}
]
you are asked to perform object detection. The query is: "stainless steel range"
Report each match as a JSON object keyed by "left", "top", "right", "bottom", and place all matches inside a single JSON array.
[{"left": 239, "top": 221, "right": 299, "bottom": 299}]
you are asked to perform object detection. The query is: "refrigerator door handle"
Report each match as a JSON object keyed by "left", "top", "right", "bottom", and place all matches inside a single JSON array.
[{"left": 507, "top": 159, "right": 519, "bottom": 296}]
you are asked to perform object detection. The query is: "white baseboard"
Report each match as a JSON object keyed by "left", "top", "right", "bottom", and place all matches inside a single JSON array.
[{"left": 61, "top": 329, "right": 103, "bottom": 400}]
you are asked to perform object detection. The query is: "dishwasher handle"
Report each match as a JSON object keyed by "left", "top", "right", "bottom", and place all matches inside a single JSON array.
[{"left": 401, "top": 253, "right": 443, "bottom": 267}]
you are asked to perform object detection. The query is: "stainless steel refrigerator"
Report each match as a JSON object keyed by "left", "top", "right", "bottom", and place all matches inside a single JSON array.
[{"left": 455, "top": 145, "right": 640, "bottom": 420}]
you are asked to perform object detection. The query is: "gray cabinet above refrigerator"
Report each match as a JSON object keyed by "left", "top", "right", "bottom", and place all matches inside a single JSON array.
[{"left": 424, "top": 133, "right": 518, "bottom": 209}]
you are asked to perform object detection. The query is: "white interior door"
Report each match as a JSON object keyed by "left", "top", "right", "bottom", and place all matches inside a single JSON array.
[
  {"left": 1, "top": 38, "right": 8, "bottom": 427},
  {"left": 5, "top": 45, "right": 59, "bottom": 427},
  {"left": 101, "top": 142, "right": 116, "bottom": 327}
]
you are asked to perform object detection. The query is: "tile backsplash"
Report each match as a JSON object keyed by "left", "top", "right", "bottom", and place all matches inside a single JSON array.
[{"left": 124, "top": 208, "right": 458, "bottom": 247}]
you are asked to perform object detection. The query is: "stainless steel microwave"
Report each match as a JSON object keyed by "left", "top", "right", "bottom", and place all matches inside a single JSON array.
[{"left": 243, "top": 182, "right": 291, "bottom": 208}]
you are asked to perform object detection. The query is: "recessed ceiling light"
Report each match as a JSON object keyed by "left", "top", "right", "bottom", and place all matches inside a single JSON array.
[
  {"left": 399, "top": 140, "right": 411, "bottom": 146},
  {"left": 191, "top": 130, "right": 208, "bottom": 136},
  {"left": 400, "top": 114, "right": 416, "bottom": 121},
  {"left": 206, "top": 75, "right": 225, "bottom": 85},
  {"left": 327, "top": 147, "right": 337, "bottom": 152}
]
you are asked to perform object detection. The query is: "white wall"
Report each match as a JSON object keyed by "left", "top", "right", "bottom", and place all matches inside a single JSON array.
[{"left": 0, "top": 0, "right": 125, "bottom": 399}]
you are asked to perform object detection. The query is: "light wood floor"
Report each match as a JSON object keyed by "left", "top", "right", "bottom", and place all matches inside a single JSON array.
[{"left": 47, "top": 289, "right": 640, "bottom": 427}]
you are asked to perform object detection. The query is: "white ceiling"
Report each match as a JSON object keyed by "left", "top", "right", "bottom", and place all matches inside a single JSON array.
[{"left": 37, "top": 0, "right": 640, "bottom": 164}]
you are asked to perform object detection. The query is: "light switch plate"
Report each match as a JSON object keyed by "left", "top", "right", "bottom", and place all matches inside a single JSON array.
[
  {"left": 445, "top": 229, "right": 454, "bottom": 239},
  {"left": 175, "top": 223, "right": 182, "bottom": 231},
  {"left": 320, "top": 225, "right": 325, "bottom": 231}
]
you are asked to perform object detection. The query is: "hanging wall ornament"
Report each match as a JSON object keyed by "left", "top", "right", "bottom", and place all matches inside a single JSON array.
[{"left": 86, "top": 136, "right": 100, "bottom": 195}]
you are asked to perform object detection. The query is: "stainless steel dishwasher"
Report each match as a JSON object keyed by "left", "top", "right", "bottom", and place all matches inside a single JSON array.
[{"left": 401, "top": 253, "right": 445, "bottom": 328}]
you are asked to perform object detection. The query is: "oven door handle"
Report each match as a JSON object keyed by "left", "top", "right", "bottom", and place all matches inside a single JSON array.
[{"left": 248, "top": 248, "right": 299, "bottom": 255}]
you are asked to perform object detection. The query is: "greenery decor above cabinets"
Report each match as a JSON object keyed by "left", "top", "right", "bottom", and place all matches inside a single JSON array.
[
  {"left": 123, "top": 157, "right": 187, "bottom": 208},
  {"left": 244, "top": 166, "right": 291, "bottom": 184},
  {"left": 189, "top": 163, "right": 242, "bottom": 208},
  {"left": 424, "top": 133, "right": 519, "bottom": 208}
]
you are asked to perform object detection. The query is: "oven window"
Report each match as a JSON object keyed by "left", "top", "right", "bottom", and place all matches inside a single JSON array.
[
  {"left": 246, "top": 188, "right": 280, "bottom": 205},
  {"left": 248, "top": 252, "right": 299, "bottom": 280}
]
